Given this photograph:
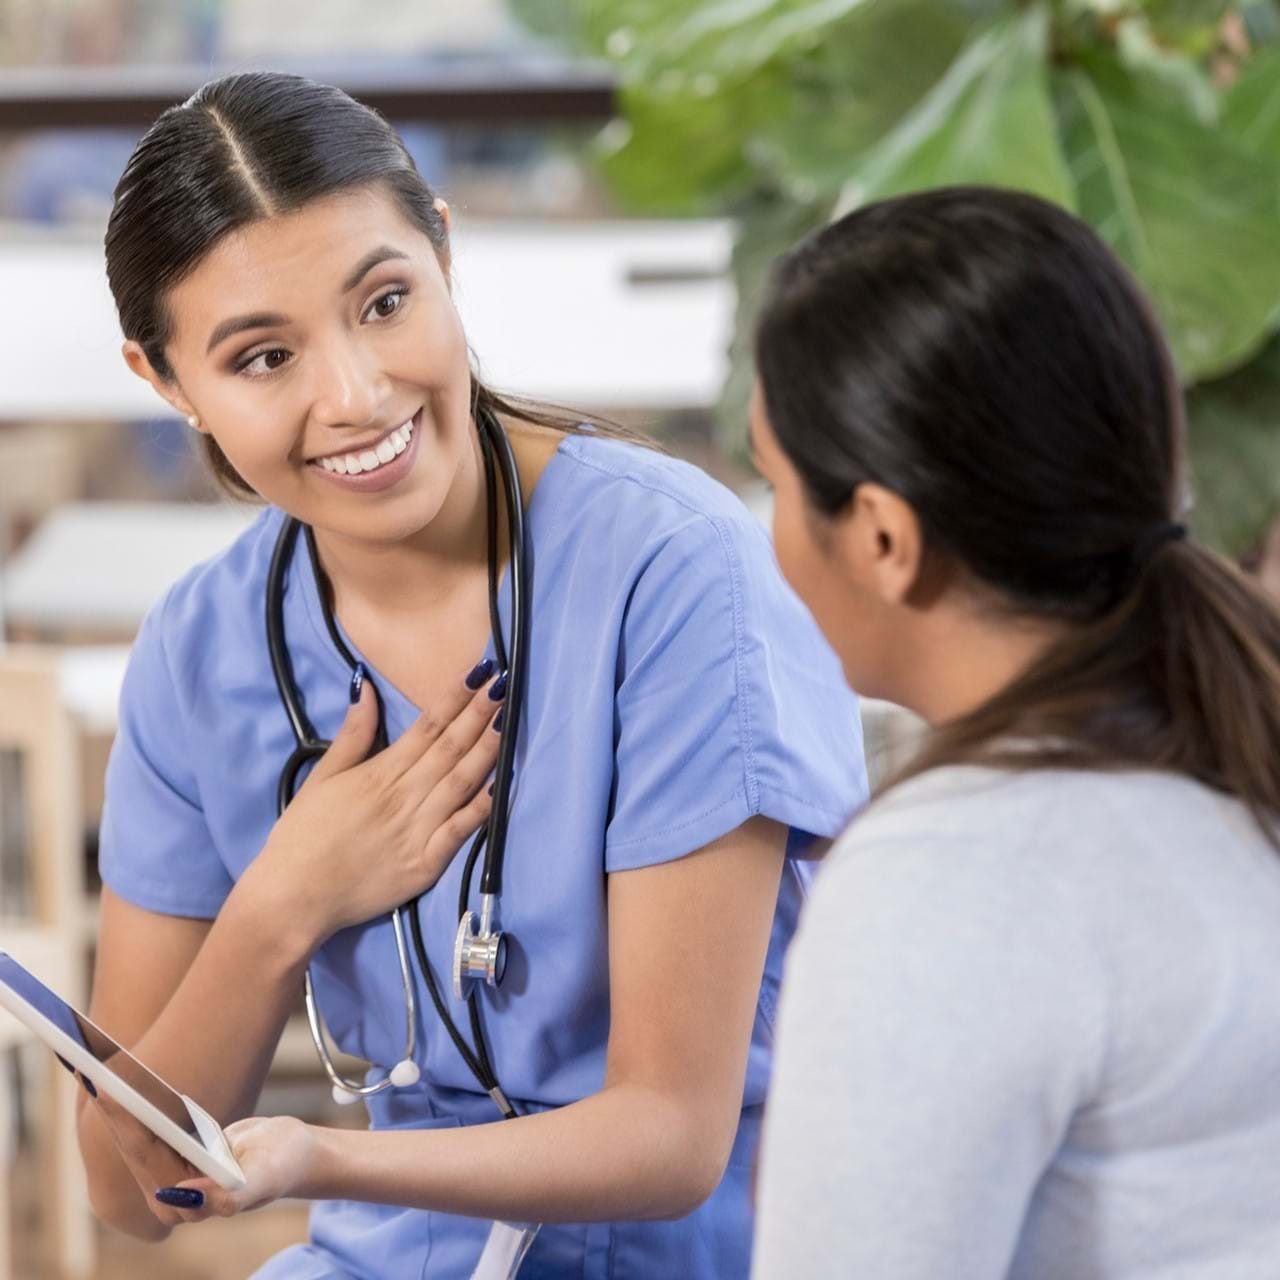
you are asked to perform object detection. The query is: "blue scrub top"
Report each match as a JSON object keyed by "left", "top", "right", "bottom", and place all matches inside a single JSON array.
[{"left": 99, "top": 432, "right": 867, "bottom": 1279}]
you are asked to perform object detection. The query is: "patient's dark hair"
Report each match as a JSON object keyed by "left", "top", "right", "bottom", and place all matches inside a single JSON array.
[
  {"left": 756, "top": 185, "right": 1280, "bottom": 829},
  {"left": 105, "top": 71, "right": 649, "bottom": 497}
]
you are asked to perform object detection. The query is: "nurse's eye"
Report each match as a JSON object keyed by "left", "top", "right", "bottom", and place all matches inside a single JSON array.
[
  {"left": 236, "top": 347, "right": 292, "bottom": 379},
  {"left": 364, "top": 285, "right": 410, "bottom": 323}
]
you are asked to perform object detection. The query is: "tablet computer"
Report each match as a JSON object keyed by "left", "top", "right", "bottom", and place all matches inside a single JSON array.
[{"left": 0, "top": 951, "right": 246, "bottom": 1190}]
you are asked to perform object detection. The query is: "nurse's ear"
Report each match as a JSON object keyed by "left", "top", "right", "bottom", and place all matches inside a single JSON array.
[
  {"left": 828, "top": 483, "right": 929, "bottom": 607},
  {"left": 121, "top": 339, "right": 206, "bottom": 432},
  {"left": 432, "top": 197, "right": 454, "bottom": 286}
]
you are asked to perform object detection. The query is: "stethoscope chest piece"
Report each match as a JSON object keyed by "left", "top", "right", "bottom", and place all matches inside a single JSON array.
[{"left": 453, "top": 893, "right": 508, "bottom": 1000}]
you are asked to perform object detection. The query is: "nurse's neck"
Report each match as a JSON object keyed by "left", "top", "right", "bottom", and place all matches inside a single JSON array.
[{"left": 310, "top": 417, "right": 559, "bottom": 621}]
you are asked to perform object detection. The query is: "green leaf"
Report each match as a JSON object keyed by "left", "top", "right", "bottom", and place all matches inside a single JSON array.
[
  {"left": 1056, "top": 55, "right": 1280, "bottom": 381},
  {"left": 1186, "top": 332, "right": 1280, "bottom": 553},
  {"left": 1222, "top": 43, "right": 1280, "bottom": 159},
  {"left": 748, "top": 0, "right": 982, "bottom": 194},
  {"left": 1136, "top": 0, "right": 1233, "bottom": 51},
  {"left": 596, "top": 67, "right": 794, "bottom": 213},
  {"left": 1113, "top": 15, "right": 1218, "bottom": 123},
  {"left": 837, "top": 7, "right": 1077, "bottom": 210}
]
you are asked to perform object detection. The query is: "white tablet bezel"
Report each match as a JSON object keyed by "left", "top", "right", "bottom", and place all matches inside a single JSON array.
[{"left": 0, "top": 952, "right": 246, "bottom": 1190}]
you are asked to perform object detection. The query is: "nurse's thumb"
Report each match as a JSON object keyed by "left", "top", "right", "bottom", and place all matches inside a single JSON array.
[{"left": 310, "top": 665, "right": 378, "bottom": 782}]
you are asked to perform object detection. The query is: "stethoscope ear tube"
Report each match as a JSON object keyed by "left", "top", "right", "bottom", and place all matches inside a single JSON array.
[{"left": 475, "top": 404, "right": 529, "bottom": 901}]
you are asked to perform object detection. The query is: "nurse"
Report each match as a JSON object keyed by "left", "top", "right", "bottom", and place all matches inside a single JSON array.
[{"left": 74, "top": 71, "right": 866, "bottom": 1277}]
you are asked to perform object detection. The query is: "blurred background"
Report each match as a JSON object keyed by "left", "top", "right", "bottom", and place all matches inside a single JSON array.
[{"left": 0, "top": 0, "right": 1276, "bottom": 1275}]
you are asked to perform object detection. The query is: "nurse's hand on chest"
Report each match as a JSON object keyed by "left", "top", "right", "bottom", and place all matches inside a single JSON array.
[{"left": 243, "top": 670, "right": 506, "bottom": 950}]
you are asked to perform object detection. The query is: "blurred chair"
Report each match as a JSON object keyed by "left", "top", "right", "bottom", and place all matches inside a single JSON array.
[{"left": 0, "top": 647, "right": 93, "bottom": 1280}]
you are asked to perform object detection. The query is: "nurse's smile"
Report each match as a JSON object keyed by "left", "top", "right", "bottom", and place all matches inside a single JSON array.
[{"left": 307, "top": 408, "right": 421, "bottom": 492}]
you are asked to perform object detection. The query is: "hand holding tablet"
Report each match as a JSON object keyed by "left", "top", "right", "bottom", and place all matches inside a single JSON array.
[{"left": 0, "top": 951, "right": 246, "bottom": 1192}]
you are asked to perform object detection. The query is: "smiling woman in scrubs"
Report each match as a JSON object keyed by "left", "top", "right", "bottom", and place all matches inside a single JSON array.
[{"left": 73, "top": 71, "right": 865, "bottom": 1278}]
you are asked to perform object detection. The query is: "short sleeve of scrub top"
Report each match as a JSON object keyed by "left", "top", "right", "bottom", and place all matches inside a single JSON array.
[
  {"left": 604, "top": 496, "right": 853, "bottom": 870},
  {"left": 95, "top": 432, "right": 868, "bottom": 1280},
  {"left": 98, "top": 593, "right": 234, "bottom": 918}
]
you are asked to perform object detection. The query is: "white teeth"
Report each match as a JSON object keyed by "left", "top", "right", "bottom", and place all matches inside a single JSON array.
[{"left": 317, "top": 413, "right": 416, "bottom": 476}]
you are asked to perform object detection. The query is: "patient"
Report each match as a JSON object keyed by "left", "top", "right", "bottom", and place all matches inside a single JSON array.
[{"left": 750, "top": 186, "right": 1280, "bottom": 1278}]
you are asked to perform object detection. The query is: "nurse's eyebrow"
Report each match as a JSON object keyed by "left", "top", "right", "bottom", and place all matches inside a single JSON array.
[
  {"left": 341, "top": 245, "right": 410, "bottom": 293},
  {"left": 205, "top": 246, "right": 412, "bottom": 355},
  {"left": 206, "top": 310, "right": 289, "bottom": 355}
]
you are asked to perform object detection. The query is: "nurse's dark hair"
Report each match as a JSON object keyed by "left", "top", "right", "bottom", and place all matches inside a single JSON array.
[
  {"left": 104, "top": 71, "right": 652, "bottom": 497},
  {"left": 756, "top": 185, "right": 1280, "bottom": 831}
]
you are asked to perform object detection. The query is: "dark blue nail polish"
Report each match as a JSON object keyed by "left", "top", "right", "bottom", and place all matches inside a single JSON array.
[
  {"left": 492, "top": 708, "right": 505, "bottom": 734},
  {"left": 156, "top": 1187, "right": 204, "bottom": 1209},
  {"left": 78, "top": 1073, "right": 97, "bottom": 1098},
  {"left": 488, "top": 781, "right": 495, "bottom": 796},
  {"left": 488, "top": 671, "right": 508, "bottom": 702},
  {"left": 464, "top": 657, "right": 496, "bottom": 690},
  {"left": 55, "top": 1053, "right": 75, "bottom": 1076},
  {"left": 349, "top": 662, "right": 367, "bottom": 704}
]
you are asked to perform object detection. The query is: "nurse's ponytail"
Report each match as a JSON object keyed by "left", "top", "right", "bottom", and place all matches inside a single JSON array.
[
  {"left": 104, "top": 71, "right": 654, "bottom": 500},
  {"left": 756, "top": 186, "right": 1280, "bottom": 835}
]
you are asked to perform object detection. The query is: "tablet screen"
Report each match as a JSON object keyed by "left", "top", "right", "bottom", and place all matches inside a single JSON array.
[{"left": 0, "top": 952, "right": 201, "bottom": 1139}]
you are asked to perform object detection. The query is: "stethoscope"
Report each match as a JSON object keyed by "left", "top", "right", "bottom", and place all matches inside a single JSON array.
[{"left": 265, "top": 403, "right": 530, "bottom": 1121}]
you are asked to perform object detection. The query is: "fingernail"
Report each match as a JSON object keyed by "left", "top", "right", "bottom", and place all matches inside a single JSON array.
[
  {"left": 55, "top": 1053, "right": 75, "bottom": 1076},
  {"left": 78, "top": 1073, "right": 97, "bottom": 1098},
  {"left": 488, "top": 781, "right": 495, "bottom": 796},
  {"left": 156, "top": 1187, "right": 204, "bottom": 1209},
  {"left": 349, "top": 662, "right": 367, "bottom": 705},
  {"left": 492, "top": 709, "right": 505, "bottom": 734},
  {"left": 488, "top": 671, "right": 508, "bottom": 702},
  {"left": 464, "top": 657, "right": 496, "bottom": 690}
]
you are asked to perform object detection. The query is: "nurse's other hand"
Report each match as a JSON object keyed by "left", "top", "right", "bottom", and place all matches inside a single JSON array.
[
  {"left": 256, "top": 664, "right": 503, "bottom": 944},
  {"left": 84, "top": 1085, "right": 206, "bottom": 1228},
  {"left": 152, "top": 1116, "right": 315, "bottom": 1224}
]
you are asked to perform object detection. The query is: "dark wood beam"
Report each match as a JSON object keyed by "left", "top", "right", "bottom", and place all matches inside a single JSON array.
[{"left": 0, "top": 58, "right": 617, "bottom": 130}]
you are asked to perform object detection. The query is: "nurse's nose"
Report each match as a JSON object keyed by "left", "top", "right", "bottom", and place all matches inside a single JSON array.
[{"left": 307, "top": 335, "right": 387, "bottom": 432}]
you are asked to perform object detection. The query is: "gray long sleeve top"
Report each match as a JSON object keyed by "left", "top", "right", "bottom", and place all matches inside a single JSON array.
[{"left": 754, "top": 766, "right": 1280, "bottom": 1278}]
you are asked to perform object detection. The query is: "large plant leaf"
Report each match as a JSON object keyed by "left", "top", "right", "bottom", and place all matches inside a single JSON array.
[
  {"left": 596, "top": 64, "right": 798, "bottom": 213},
  {"left": 748, "top": 0, "right": 982, "bottom": 193},
  {"left": 836, "top": 7, "right": 1076, "bottom": 209},
  {"left": 592, "top": 0, "right": 987, "bottom": 211},
  {"left": 1055, "top": 54, "right": 1280, "bottom": 381},
  {"left": 1186, "top": 332, "right": 1280, "bottom": 553},
  {"left": 1222, "top": 42, "right": 1280, "bottom": 160},
  {"left": 1114, "top": 15, "right": 1218, "bottom": 122},
  {"left": 579, "top": 0, "right": 995, "bottom": 78},
  {"left": 1136, "top": 0, "right": 1234, "bottom": 51}
]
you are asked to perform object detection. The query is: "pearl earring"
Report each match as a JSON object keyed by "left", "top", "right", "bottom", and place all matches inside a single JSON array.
[{"left": 186, "top": 414, "right": 200, "bottom": 429}]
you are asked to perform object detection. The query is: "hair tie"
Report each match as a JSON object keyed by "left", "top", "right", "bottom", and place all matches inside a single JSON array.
[{"left": 1132, "top": 521, "right": 1187, "bottom": 570}]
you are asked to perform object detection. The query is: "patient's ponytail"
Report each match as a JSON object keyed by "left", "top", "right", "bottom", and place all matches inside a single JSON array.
[{"left": 756, "top": 186, "right": 1280, "bottom": 831}]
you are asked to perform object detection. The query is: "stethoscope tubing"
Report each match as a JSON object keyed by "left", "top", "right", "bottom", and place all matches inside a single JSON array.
[{"left": 266, "top": 405, "right": 523, "bottom": 1115}]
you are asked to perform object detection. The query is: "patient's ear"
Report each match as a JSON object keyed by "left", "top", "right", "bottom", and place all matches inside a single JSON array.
[
  {"left": 122, "top": 341, "right": 202, "bottom": 430},
  {"left": 827, "top": 483, "right": 925, "bottom": 606}
]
